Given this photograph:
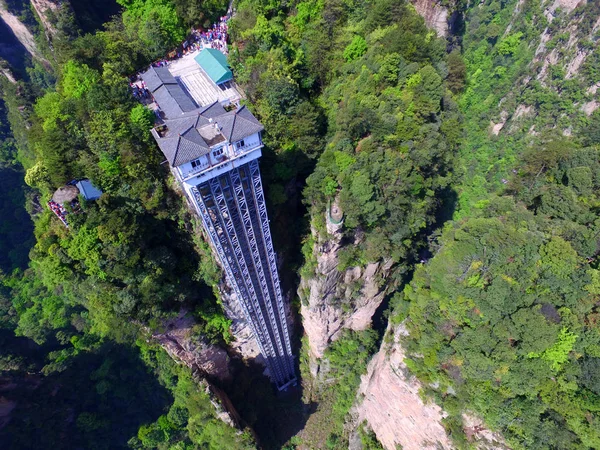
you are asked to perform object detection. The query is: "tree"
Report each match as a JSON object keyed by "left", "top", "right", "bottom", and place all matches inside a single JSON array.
[{"left": 343, "top": 35, "right": 367, "bottom": 62}]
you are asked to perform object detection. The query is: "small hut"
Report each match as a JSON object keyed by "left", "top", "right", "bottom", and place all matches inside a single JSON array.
[{"left": 52, "top": 185, "right": 79, "bottom": 205}]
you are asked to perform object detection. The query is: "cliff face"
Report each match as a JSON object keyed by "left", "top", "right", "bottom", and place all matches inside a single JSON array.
[
  {"left": 151, "top": 311, "right": 250, "bottom": 433},
  {"left": 0, "top": 4, "right": 40, "bottom": 59},
  {"left": 489, "top": 0, "right": 600, "bottom": 135},
  {"left": 299, "top": 207, "right": 395, "bottom": 371},
  {"left": 151, "top": 310, "right": 233, "bottom": 381},
  {"left": 352, "top": 324, "right": 508, "bottom": 450},
  {"left": 30, "top": 0, "right": 60, "bottom": 39},
  {"left": 194, "top": 377, "right": 244, "bottom": 429},
  {"left": 353, "top": 324, "right": 452, "bottom": 450},
  {"left": 410, "top": 0, "right": 449, "bottom": 37}
]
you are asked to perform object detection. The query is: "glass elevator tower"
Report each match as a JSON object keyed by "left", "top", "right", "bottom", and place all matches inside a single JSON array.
[{"left": 143, "top": 76, "right": 297, "bottom": 389}]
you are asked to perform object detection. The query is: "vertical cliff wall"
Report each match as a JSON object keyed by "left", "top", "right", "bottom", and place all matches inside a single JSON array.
[
  {"left": 353, "top": 324, "right": 452, "bottom": 450},
  {"left": 298, "top": 207, "right": 395, "bottom": 375},
  {"left": 351, "top": 324, "right": 508, "bottom": 450},
  {"left": 410, "top": 0, "right": 449, "bottom": 37}
]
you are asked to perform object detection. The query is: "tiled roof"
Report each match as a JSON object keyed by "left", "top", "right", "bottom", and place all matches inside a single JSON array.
[
  {"left": 153, "top": 84, "right": 197, "bottom": 118},
  {"left": 142, "top": 66, "right": 178, "bottom": 93},
  {"left": 141, "top": 66, "right": 198, "bottom": 118},
  {"left": 152, "top": 103, "right": 264, "bottom": 167},
  {"left": 219, "top": 105, "right": 264, "bottom": 143}
]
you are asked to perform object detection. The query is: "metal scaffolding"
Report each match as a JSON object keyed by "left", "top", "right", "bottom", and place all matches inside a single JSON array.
[{"left": 190, "top": 159, "right": 296, "bottom": 389}]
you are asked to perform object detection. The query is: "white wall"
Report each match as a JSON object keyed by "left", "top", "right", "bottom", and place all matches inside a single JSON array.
[
  {"left": 234, "top": 132, "right": 261, "bottom": 153},
  {"left": 178, "top": 154, "right": 209, "bottom": 179},
  {"left": 176, "top": 132, "right": 263, "bottom": 181}
]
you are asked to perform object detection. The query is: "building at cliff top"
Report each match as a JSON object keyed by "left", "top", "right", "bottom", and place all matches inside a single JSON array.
[
  {"left": 145, "top": 49, "right": 242, "bottom": 115},
  {"left": 141, "top": 63, "right": 296, "bottom": 390}
]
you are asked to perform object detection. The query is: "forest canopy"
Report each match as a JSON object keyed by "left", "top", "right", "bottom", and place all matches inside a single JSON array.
[{"left": 2, "top": 0, "right": 600, "bottom": 448}]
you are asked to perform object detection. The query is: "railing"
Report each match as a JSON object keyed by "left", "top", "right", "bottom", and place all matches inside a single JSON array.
[
  {"left": 180, "top": 144, "right": 262, "bottom": 181},
  {"left": 234, "top": 140, "right": 262, "bottom": 156},
  {"left": 180, "top": 162, "right": 210, "bottom": 180}
]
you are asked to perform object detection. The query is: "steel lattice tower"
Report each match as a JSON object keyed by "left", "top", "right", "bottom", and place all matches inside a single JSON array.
[
  {"left": 142, "top": 64, "right": 297, "bottom": 389},
  {"left": 191, "top": 160, "right": 296, "bottom": 390}
]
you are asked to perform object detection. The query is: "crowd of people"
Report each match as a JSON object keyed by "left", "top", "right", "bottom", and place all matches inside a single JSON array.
[
  {"left": 191, "top": 15, "right": 230, "bottom": 54},
  {"left": 48, "top": 200, "right": 69, "bottom": 227},
  {"left": 129, "top": 11, "right": 233, "bottom": 106},
  {"left": 131, "top": 81, "right": 151, "bottom": 101}
]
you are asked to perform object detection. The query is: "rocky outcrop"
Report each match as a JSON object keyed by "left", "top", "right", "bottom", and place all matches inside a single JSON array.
[
  {"left": 353, "top": 324, "right": 453, "bottom": 450},
  {"left": 194, "top": 376, "right": 243, "bottom": 428},
  {"left": 0, "top": 4, "right": 41, "bottom": 59},
  {"left": 30, "top": 0, "right": 60, "bottom": 39},
  {"left": 299, "top": 208, "right": 395, "bottom": 368},
  {"left": 410, "top": 0, "right": 449, "bottom": 37},
  {"left": 352, "top": 324, "right": 508, "bottom": 450},
  {"left": 152, "top": 310, "right": 232, "bottom": 381},
  {"left": 500, "top": 0, "right": 600, "bottom": 129},
  {"left": 152, "top": 311, "right": 252, "bottom": 434}
]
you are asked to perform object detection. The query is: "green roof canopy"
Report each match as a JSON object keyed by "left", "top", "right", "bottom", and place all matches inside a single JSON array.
[{"left": 194, "top": 48, "right": 233, "bottom": 85}]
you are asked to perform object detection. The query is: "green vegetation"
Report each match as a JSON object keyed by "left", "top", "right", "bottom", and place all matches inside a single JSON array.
[
  {"left": 401, "top": 164, "right": 600, "bottom": 447},
  {"left": 229, "top": 0, "right": 458, "bottom": 446},
  {"left": 2, "top": 0, "right": 600, "bottom": 448},
  {"left": 130, "top": 341, "right": 255, "bottom": 450},
  {"left": 298, "top": 330, "right": 378, "bottom": 449},
  {"left": 0, "top": 98, "right": 34, "bottom": 272},
  {"left": 358, "top": 422, "right": 385, "bottom": 450},
  {"left": 0, "top": 0, "right": 254, "bottom": 449},
  {"left": 393, "top": 0, "right": 600, "bottom": 448}
]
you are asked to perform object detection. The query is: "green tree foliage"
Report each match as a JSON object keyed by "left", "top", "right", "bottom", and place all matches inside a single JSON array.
[
  {"left": 118, "top": 0, "right": 187, "bottom": 58},
  {"left": 343, "top": 35, "right": 367, "bottom": 62},
  {"left": 0, "top": 341, "right": 173, "bottom": 450},
  {"left": 0, "top": 1, "right": 247, "bottom": 448},
  {"left": 399, "top": 143, "right": 600, "bottom": 448},
  {"left": 132, "top": 341, "right": 255, "bottom": 450},
  {"left": 60, "top": 60, "right": 100, "bottom": 99},
  {"left": 302, "top": 0, "right": 459, "bottom": 270},
  {"left": 300, "top": 330, "right": 379, "bottom": 449},
  {"left": 0, "top": 99, "right": 34, "bottom": 272}
]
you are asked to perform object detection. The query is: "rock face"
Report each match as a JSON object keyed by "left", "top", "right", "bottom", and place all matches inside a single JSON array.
[
  {"left": 353, "top": 324, "right": 508, "bottom": 450},
  {"left": 29, "top": 0, "right": 60, "bottom": 39},
  {"left": 152, "top": 312, "right": 252, "bottom": 434},
  {"left": 353, "top": 324, "right": 453, "bottom": 450},
  {"left": 410, "top": 0, "right": 449, "bottom": 37},
  {"left": 299, "top": 209, "right": 395, "bottom": 366},
  {"left": 0, "top": 4, "right": 41, "bottom": 60},
  {"left": 152, "top": 311, "right": 232, "bottom": 381},
  {"left": 218, "top": 282, "right": 264, "bottom": 365},
  {"left": 195, "top": 376, "right": 243, "bottom": 429}
]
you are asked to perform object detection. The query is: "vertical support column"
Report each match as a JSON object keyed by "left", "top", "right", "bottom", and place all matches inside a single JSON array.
[
  {"left": 190, "top": 185, "right": 285, "bottom": 385},
  {"left": 230, "top": 166, "right": 295, "bottom": 379},
  {"left": 248, "top": 160, "right": 295, "bottom": 375}
]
